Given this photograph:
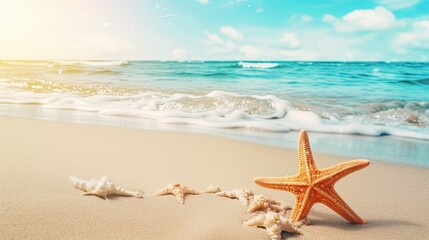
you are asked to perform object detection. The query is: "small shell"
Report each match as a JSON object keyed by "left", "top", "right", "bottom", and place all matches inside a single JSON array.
[
  {"left": 216, "top": 188, "right": 254, "bottom": 206},
  {"left": 248, "top": 194, "right": 292, "bottom": 214},
  {"left": 204, "top": 184, "right": 221, "bottom": 193},
  {"left": 244, "top": 211, "right": 301, "bottom": 240},
  {"left": 70, "top": 176, "right": 143, "bottom": 200}
]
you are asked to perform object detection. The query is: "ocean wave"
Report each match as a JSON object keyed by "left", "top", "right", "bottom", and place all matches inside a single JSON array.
[
  {"left": 0, "top": 85, "right": 428, "bottom": 141},
  {"left": 54, "top": 60, "right": 129, "bottom": 66},
  {"left": 0, "top": 78, "right": 141, "bottom": 96},
  {"left": 399, "top": 78, "right": 429, "bottom": 85},
  {"left": 175, "top": 72, "right": 234, "bottom": 78},
  {"left": 238, "top": 62, "right": 280, "bottom": 69},
  {"left": 57, "top": 67, "right": 120, "bottom": 75}
]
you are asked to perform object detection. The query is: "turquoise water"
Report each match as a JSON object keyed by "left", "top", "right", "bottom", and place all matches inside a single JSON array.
[{"left": 0, "top": 60, "right": 428, "bottom": 165}]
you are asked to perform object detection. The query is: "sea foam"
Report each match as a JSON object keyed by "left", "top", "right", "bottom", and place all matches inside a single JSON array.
[
  {"left": 238, "top": 62, "right": 279, "bottom": 69},
  {"left": 0, "top": 86, "right": 428, "bottom": 141}
]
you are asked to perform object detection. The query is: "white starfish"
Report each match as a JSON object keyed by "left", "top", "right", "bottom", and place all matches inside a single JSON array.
[
  {"left": 244, "top": 211, "right": 301, "bottom": 240},
  {"left": 247, "top": 194, "right": 292, "bottom": 214},
  {"left": 70, "top": 176, "right": 143, "bottom": 201},
  {"left": 156, "top": 183, "right": 199, "bottom": 204},
  {"left": 215, "top": 188, "right": 254, "bottom": 206}
]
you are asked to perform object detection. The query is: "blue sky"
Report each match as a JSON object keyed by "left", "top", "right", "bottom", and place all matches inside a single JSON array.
[{"left": 0, "top": 0, "right": 428, "bottom": 60}]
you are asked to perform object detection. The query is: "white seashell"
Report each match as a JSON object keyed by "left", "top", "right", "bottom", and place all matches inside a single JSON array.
[
  {"left": 247, "top": 194, "right": 292, "bottom": 214},
  {"left": 204, "top": 184, "right": 221, "bottom": 193},
  {"left": 215, "top": 188, "right": 254, "bottom": 206},
  {"left": 70, "top": 175, "right": 143, "bottom": 200},
  {"left": 244, "top": 211, "right": 301, "bottom": 240}
]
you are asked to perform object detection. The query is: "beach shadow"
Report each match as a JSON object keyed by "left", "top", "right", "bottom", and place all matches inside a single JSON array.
[
  {"left": 83, "top": 193, "right": 143, "bottom": 201},
  {"left": 308, "top": 211, "right": 422, "bottom": 231},
  {"left": 255, "top": 227, "right": 300, "bottom": 239},
  {"left": 361, "top": 218, "right": 422, "bottom": 229},
  {"left": 281, "top": 231, "right": 301, "bottom": 239}
]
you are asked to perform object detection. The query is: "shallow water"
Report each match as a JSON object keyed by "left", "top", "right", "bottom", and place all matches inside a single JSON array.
[{"left": 0, "top": 60, "right": 428, "bottom": 165}]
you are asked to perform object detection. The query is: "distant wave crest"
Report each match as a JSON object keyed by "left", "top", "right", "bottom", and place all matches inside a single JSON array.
[
  {"left": 54, "top": 60, "right": 129, "bottom": 66},
  {"left": 238, "top": 62, "right": 280, "bottom": 69}
]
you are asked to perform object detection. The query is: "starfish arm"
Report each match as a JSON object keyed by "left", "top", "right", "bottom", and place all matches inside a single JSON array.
[
  {"left": 268, "top": 198, "right": 281, "bottom": 205},
  {"left": 280, "top": 218, "right": 301, "bottom": 234},
  {"left": 243, "top": 214, "right": 265, "bottom": 227},
  {"left": 266, "top": 225, "right": 282, "bottom": 240},
  {"left": 254, "top": 176, "right": 308, "bottom": 194},
  {"left": 156, "top": 188, "right": 172, "bottom": 196},
  {"left": 289, "top": 188, "right": 317, "bottom": 223},
  {"left": 183, "top": 187, "right": 200, "bottom": 195},
  {"left": 270, "top": 204, "right": 284, "bottom": 213},
  {"left": 238, "top": 195, "right": 250, "bottom": 206},
  {"left": 247, "top": 204, "right": 260, "bottom": 213},
  {"left": 297, "top": 129, "right": 318, "bottom": 181},
  {"left": 314, "top": 187, "right": 365, "bottom": 224},
  {"left": 174, "top": 192, "right": 185, "bottom": 204},
  {"left": 317, "top": 159, "right": 370, "bottom": 185}
]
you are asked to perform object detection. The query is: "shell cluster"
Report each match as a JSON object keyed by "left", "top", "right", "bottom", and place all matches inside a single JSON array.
[{"left": 70, "top": 178, "right": 302, "bottom": 239}]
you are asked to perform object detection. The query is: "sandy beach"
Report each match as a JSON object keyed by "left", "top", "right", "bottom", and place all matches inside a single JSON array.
[{"left": 1, "top": 116, "right": 428, "bottom": 239}]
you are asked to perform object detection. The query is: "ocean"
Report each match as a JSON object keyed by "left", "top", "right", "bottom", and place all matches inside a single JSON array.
[{"left": 1, "top": 60, "right": 428, "bottom": 166}]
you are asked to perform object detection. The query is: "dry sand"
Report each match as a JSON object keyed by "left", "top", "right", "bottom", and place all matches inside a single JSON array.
[{"left": 1, "top": 116, "right": 428, "bottom": 239}]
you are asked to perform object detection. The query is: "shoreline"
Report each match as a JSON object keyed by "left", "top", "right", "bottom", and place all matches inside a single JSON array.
[
  {"left": 1, "top": 116, "right": 429, "bottom": 239},
  {"left": 0, "top": 104, "right": 428, "bottom": 167}
]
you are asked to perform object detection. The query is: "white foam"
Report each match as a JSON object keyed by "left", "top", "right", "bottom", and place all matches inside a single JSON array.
[
  {"left": 238, "top": 62, "right": 279, "bottom": 69},
  {"left": 0, "top": 88, "right": 428, "bottom": 141}
]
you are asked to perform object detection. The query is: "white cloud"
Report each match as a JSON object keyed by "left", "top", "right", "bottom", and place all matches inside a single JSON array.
[
  {"left": 289, "top": 14, "right": 313, "bottom": 25},
  {"left": 279, "top": 32, "right": 301, "bottom": 49},
  {"left": 323, "top": 6, "right": 397, "bottom": 32},
  {"left": 220, "top": 26, "right": 244, "bottom": 41},
  {"left": 195, "top": 0, "right": 210, "bottom": 4},
  {"left": 375, "top": 0, "right": 421, "bottom": 10},
  {"left": 202, "top": 20, "right": 414, "bottom": 61},
  {"left": 393, "top": 20, "right": 429, "bottom": 53},
  {"left": 203, "top": 32, "right": 224, "bottom": 45},
  {"left": 256, "top": 8, "right": 264, "bottom": 13},
  {"left": 203, "top": 31, "right": 237, "bottom": 55},
  {"left": 300, "top": 15, "right": 313, "bottom": 23},
  {"left": 239, "top": 45, "right": 260, "bottom": 59},
  {"left": 172, "top": 48, "right": 187, "bottom": 61}
]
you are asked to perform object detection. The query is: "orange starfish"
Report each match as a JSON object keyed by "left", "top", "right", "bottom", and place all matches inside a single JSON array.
[{"left": 254, "top": 129, "right": 370, "bottom": 224}]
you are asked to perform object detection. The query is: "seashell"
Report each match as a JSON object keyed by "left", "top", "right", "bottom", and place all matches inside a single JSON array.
[
  {"left": 244, "top": 211, "right": 301, "bottom": 240},
  {"left": 247, "top": 194, "right": 291, "bottom": 214},
  {"left": 70, "top": 175, "right": 143, "bottom": 200},
  {"left": 204, "top": 184, "right": 222, "bottom": 193},
  {"left": 215, "top": 188, "right": 254, "bottom": 206}
]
